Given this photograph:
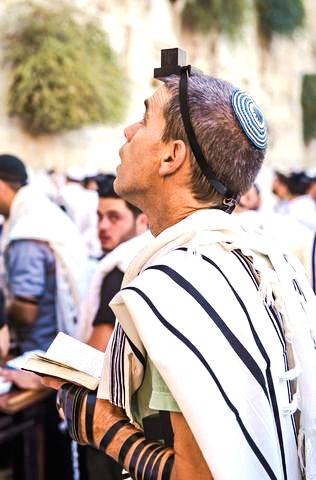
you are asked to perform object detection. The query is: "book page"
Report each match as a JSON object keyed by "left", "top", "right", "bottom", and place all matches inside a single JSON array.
[
  {"left": 45, "top": 332, "right": 104, "bottom": 377},
  {"left": 23, "top": 357, "right": 100, "bottom": 390}
]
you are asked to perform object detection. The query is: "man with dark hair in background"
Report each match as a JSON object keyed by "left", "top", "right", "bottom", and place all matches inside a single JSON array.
[{"left": 77, "top": 174, "right": 151, "bottom": 480}]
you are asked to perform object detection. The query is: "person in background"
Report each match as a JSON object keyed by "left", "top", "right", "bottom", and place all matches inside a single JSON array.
[
  {"left": 0, "top": 153, "right": 90, "bottom": 479},
  {"left": 78, "top": 174, "right": 151, "bottom": 349},
  {"left": 58, "top": 164, "right": 99, "bottom": 236},
  {"left": 235, "top": 184, "right": 316, "bottom": 294},
  {"left": 77, "top": 174, "right": 151, "bottom": 480},
  {"left": 272, "top": 170, "right": 316, "bottom": 230},
  {"left": 82, "top": 165, "right": 101, "bottom": 192},
  {"left": 43, "top": 53, "right": 316, "bottom": 479},
  {"left": 0, "top": 288, "right": 9, "bottom": 359},
  {"left": 307, "top": 168, "right": 316, "bottom": 202}
]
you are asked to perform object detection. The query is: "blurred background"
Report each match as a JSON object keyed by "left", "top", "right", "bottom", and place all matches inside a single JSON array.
[{"left": 0, "top": 0, "right": 315, "bottom": 175}]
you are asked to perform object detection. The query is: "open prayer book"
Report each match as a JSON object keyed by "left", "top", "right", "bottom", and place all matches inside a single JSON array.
[{"left": 22, "top": 332, "right": 104, "bottom": 390}]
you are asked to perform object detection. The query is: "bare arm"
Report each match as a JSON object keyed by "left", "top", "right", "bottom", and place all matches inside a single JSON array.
[
  {"left": 87, "top": 324, "right": 114, "bottom": 351},
  {"left": 48, "top": 381, "right": 213, "bottom": 480},
  {"left": 0, "top": 324, "right": 10, "bottom": 359}
]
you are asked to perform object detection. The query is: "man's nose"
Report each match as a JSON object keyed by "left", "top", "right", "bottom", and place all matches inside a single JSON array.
[
  {"left": 98, "top": 216, "right": 111, "bottom": 230},
  {"left": 124, "top": 122, "right": 141, "bottom": 142}
]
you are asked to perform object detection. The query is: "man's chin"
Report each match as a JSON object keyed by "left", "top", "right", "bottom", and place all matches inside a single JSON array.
[{"left": 101, "top": 245, "right": 115, "bottom": 253}]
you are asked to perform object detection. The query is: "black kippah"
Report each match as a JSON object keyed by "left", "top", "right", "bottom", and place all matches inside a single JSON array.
[{"left": 0, "top": 154, "right": 28, "bottom": 184}]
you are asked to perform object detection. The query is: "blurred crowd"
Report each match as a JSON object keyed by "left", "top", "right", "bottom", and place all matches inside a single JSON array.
[
  {"left": 235, "top": 166, "right": 316, "bottom": 294},
  {"left": 0, "top": 154, "right": 315, "bottom": 479}
]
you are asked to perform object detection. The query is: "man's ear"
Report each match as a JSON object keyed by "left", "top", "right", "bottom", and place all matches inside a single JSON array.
[{"left": 159, "top": 140, "right": 187, "bottom": 177}]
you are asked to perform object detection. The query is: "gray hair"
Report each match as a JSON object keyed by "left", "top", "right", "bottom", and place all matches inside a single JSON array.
[{"left": 162, "top": 74, "right": 265, "bottom": 206}]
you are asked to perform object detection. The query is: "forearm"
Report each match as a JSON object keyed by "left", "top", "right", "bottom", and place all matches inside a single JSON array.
[
  {"left": 58, "top": 384, "right": 174, "bottom": 479},
  {"left": 87, "top": 324, "right": 114, "bottom": 351}
]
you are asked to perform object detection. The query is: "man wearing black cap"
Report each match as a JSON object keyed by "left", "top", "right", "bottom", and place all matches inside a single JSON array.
[
  {"left": 0, "top": 156, "right": 25, "bottom": 393},
  {"left": 43, "top": 51, "right": 316, "bottom": 479},
  {"left": 0, "top": 154, "right": 89, "bottom": 354}
]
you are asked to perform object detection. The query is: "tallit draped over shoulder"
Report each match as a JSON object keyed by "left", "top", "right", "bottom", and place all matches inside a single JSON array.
[
  {"left": 98, "top": 209, "right": 316, "bottom": 480},
  {"left": 1, "top": 185, "right": 90, "bottom": 337}
]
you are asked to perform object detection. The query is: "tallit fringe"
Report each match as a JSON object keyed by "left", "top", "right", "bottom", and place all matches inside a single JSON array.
[
  {"left": 280, "top": 365, "right": 301, "bottom": 381},
  {"left": 280, "top": 393, "right": 298, "bottom": 415},
  {"left": 186, "top": 233, "right": 202, "bottom": 258},
  {"left": 298, "top": 427, "right": 316, "bottom": 480}
]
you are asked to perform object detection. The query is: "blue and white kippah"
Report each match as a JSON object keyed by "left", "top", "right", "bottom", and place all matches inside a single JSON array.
[{"left": 231, "top": 89, "right": 267, "bottom": 150}]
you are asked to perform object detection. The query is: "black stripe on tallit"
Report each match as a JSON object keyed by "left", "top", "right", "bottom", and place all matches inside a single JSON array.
[
  {"left": 123, "top": 283, "right": 278, "bottom": 480},
  {"left": 205, "top": 247, "right": 289, "bottom": 477},
  {"left": 232, "top": 250, "right": 287, "bottom": 350},
  {"left": 233, "top": 249, "right": 297, "bottom": 445},
  {"left": 233, "top": 251, "right": 291, "bottom": 382},
  {"left": 283, "top": 255, "right": 307, "bottom": 302},
  {"left": 110, "top": 323, "right": 146, "bottom": 407},
  {"left": 110, "top": 323, "right": 126, "bottom": 407},
  {"left": 154, "top": 259, "right": 288, "bottom": 480},
  {"left": 149, "top": 264, "right": 269, "bottom": 396},
  {"left": 197, "top": 250, "right": 288, "bottom": 478},
  {"left": 160, "top": 253, "right": 270, "bottom": 397}
]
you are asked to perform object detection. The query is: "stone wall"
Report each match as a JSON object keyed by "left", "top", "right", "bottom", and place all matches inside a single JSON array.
[{"left": 0, "top": 0, "right": 315, "bottom": 174}]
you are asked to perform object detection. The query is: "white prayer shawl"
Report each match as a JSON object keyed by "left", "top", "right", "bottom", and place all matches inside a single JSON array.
[
  {"left": 98, "top": 209, "right": 316, "bottom": 480},
  {"left": 236, "top": 210, "right": 316, "bottom": 293},
  {"left": 1, "top": 185, "right": 90, "bottom": 337},
  {"left": 76, "top": 230, "right": 153, "bottom": 341}
]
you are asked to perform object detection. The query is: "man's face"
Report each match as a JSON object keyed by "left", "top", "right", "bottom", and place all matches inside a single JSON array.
[
  {"left": 115, "top": 85, "right": 170, "bottom": 204},
  {"left": 97, "top": 197, "right": 138, "bottom": 252},
  {"left": 0, "top": 180, "right": 11, "bottom": 218}
]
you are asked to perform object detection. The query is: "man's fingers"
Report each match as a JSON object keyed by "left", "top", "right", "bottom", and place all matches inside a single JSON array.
[{"left": 40, "top": 375, "right": 67, "bottom": 390}]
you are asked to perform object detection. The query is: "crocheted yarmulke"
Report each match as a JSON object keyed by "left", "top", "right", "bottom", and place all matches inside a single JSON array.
[{"left": 232, "top": 90, "right": 267, "bottom": 150}]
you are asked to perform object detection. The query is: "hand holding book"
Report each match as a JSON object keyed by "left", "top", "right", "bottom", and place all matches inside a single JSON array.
[{"left": 21, "top": 332, "right": 105, "bottom": 390}]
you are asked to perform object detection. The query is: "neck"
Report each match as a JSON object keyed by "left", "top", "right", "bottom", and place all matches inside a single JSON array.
[{"left": 145, "top": 202, "right": 209, "bottom": 237}]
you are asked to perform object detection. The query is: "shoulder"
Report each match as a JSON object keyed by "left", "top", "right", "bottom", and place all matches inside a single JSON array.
[{"left": 7, "top": 240, "right": 55, "bottom": 265}]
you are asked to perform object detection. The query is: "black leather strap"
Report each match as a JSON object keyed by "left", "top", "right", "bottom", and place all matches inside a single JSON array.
[
  {"left": 141, "top": 446, "right": 165, "bottom": 479},
  {"left": 99, "top": 419, "right": 129, "bottom": 451},
  {"left": 162, "top": 454, "right": 174, "bottom": 480},
  {"left": 128, "top": 440, "right": 148, "bottom": 476},
  {"left": 118, "top": 431, "right": 143, "bottom": 465},
  {"left": 136, "top": 445, "right": 162, "bottom": 479},
  {"left": 85, "top": 390, "right": 97, "bottom": 444},
  {"left": 151, "top": 450, "right": 164, "bottom": 480},
  {"left": 159, "top": 411, "right": 174, "bottom": 448}
]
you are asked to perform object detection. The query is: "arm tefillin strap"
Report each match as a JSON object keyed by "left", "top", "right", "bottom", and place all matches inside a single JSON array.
[
  {"left": 85, "top": 389, "right": 97, "bottom": 444},
  {"left": 154, "top": 47, "right": 239, "bottom": 214},
  {"left": 58, "top": 385, "right": 175, "bottom": 478},
  {"left": 62, "top": 383, "right": 89, "bottom": 444},
  {"left": 96, "top": 420, "right": 174, "bottom": 479},
  {"left": 98, "top": 423, "right": 174, "bottom": 479},
  {"left": 127, "top": 441, "right": 174, "bottom": 480}
]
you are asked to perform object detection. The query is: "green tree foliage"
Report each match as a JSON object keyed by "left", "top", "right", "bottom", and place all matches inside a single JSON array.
[
  {"left": 255, "top": 0, "right": 305, "bottom": 42},
  {"left": 301, "top": 74, "right": 316, "bottom": 144},
  {"left": 181, "top": 0, "right": 249, "bottom": 38},
  {"left": 2, "top": 2, "right": 129, "bottom": 135}
]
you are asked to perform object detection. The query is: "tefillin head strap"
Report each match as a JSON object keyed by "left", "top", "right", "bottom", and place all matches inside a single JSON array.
[
  {"left": 179, "top": 66, "right": 239, "bottom": 213},
  {"left": 154, "top": 48, "right": 267, "bottom": 214}
]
